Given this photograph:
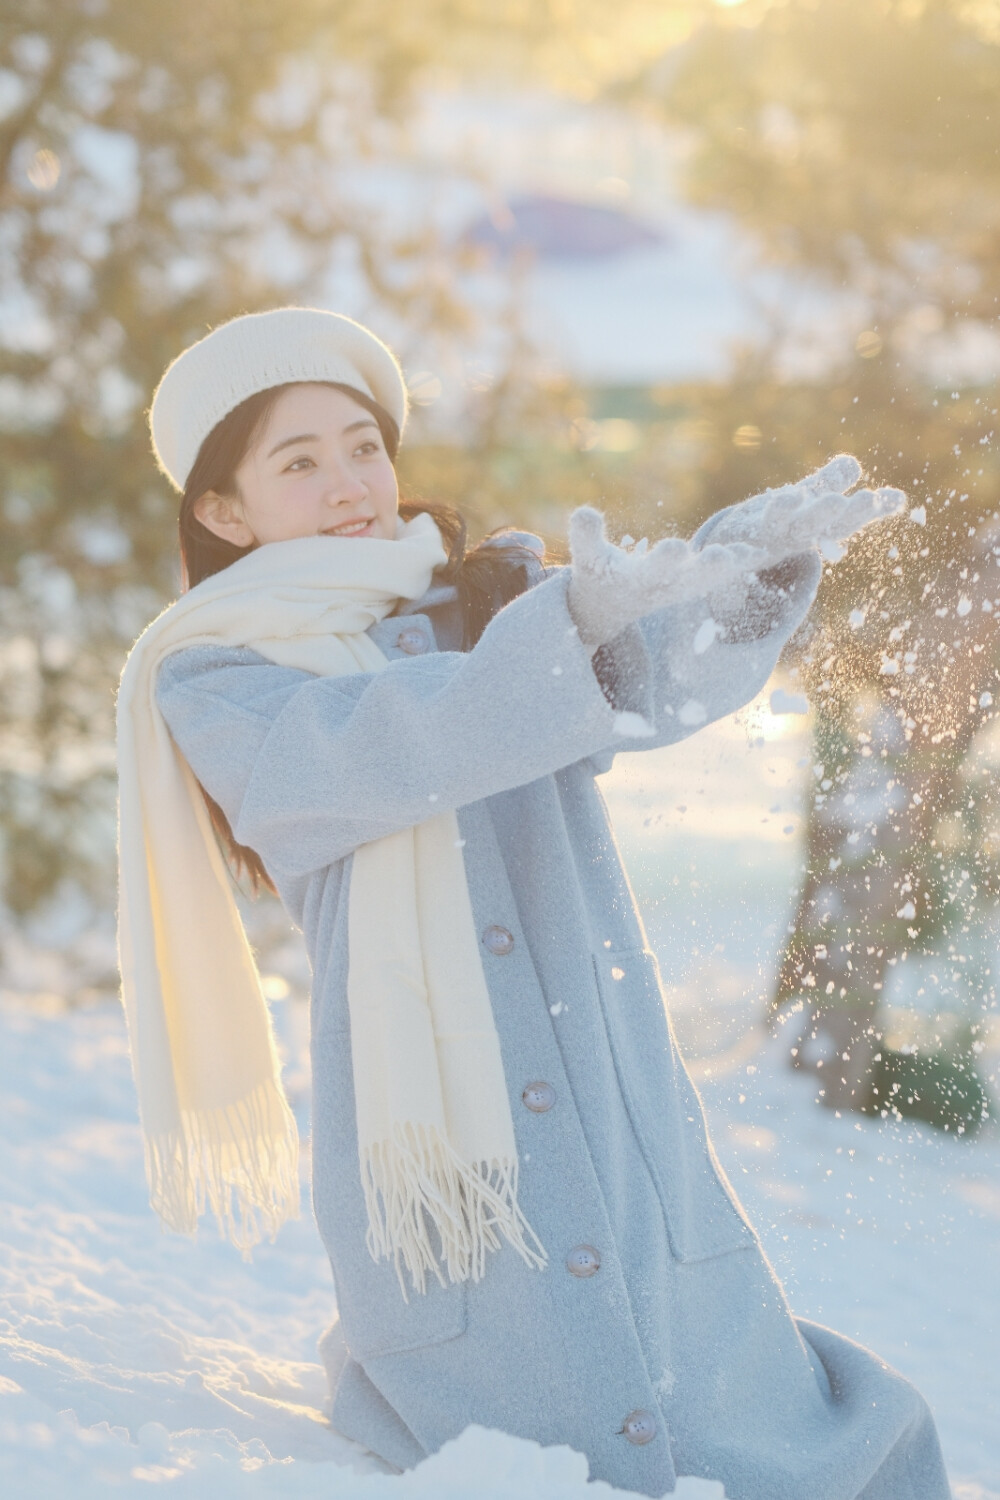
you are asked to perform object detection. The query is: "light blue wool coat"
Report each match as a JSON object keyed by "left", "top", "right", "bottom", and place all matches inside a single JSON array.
[{"left": 156, "top": 541, "right": 950, "bottom": 1500}]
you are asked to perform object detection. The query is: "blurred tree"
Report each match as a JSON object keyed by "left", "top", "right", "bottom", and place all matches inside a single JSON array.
[
  {"left": 0, "top": 0, "right": 438, "bottom": 925},
  {"left": 0, "top": 0, "right": 675, "bottom": 943},
  {"left": 625, "top": 0, "right": 1000, "bottom": 1125}
]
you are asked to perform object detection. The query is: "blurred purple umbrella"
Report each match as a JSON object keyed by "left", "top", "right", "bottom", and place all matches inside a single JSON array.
[{"left": 462, "top": 193, "right": 665, "bottom": 262}]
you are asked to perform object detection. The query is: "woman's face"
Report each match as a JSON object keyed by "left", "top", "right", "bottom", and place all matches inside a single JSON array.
[{"left": 194, "top": 383, "right": 399, "bottom": 547}]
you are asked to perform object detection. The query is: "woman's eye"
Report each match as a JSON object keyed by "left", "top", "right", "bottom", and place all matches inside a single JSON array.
[
  {"left": 354, "top": 440, "right": 379, "bottom": 457},
  {"left": 285, "top": 456, "right": 315, "bottom": 472}
]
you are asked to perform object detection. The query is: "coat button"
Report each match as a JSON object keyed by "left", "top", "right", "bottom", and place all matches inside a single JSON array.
[
  {"left": 522, "top": 1082, "right": 556, "bottom": 1113},
  {"left": 396, "top": 626, "right": 428, "bottom": 655},
  {"left": 565, "top": 1244, "right": 601, "bottom": 1278},
  {"left": 621, "top": 1409, "right": 656, "bottom": 1446},
  {"left": 482, "top": 924, "right": 514, "bottom": 956}
]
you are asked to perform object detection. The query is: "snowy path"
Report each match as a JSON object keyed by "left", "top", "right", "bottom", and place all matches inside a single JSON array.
[{"left": 1, "top": 700, "right": 997, "bottom": 1497}]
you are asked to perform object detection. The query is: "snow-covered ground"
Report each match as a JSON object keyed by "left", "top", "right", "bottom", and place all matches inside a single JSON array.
[{"left": 1, "top": 696, "right": 998, "bottom": 1498}]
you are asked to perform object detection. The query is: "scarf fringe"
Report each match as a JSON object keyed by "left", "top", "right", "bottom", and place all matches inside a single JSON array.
[
  {"left": 361, "top": 1121, "right": 548, "bottom": 1298},
  {"left": 144, "top": 1078, "right": 300, "bottom": 1259}
]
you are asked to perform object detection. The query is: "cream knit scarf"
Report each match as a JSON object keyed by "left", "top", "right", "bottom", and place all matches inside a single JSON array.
[{"left": 117, "top": 511, "right": 545, "bottom": 1293}]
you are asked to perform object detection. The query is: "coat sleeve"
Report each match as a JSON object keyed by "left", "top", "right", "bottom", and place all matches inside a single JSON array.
[
  {"left": 155, "top": 570, "right": 628, "bottom": 879},
  {"left": 583, "top": 547, "right": 822, "bottom": 773}
]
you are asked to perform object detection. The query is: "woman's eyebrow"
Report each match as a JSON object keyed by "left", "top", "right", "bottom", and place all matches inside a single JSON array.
[
  {"left": 267, "top": 432, "right": 319, "bottom": 458},
  {"left": 266, "top": 418, "right": 378, "bottom": 460}
]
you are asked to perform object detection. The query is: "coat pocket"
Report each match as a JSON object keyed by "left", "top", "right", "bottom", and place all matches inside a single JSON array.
[
  {"left": 592, "top": 947, "right": 755, "bottom": 1263},
  {"left": 311, "top": 1024, "right": 468, "bottom": 1362},
  {"left": 334, "top": 1257, "right": 468, "bottom": 1364}
]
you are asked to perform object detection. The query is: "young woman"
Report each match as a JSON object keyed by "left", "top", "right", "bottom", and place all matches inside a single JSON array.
[{"left": 117, "top": 307, "right": 950, "bottom": 1499}]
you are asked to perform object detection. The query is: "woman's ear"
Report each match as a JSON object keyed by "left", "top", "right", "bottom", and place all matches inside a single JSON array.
[{"left": 193, "top": 490, "right": 256, "bottom": 548}]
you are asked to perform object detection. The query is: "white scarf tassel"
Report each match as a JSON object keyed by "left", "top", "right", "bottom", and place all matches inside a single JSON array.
[
  {"left": 362, "top": 1124, "right": 548, "bottom": 1298},
  {"left": 144, "top": 1078, "right": 300, "bottom": 1257}
]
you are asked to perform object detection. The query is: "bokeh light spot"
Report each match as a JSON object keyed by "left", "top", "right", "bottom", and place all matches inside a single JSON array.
[
  {"left": 26, "top": 149, "right": 60, "bottom": 191},
  {"left": 732, "top": 423, "right": 762, "bottom": 453}
]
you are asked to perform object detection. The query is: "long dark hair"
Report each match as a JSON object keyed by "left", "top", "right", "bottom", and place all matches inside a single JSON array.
[{"left": 177, "top": 381, "right": 541, "bottom": 894}]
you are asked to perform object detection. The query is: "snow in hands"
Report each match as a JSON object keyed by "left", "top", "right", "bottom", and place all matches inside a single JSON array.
[
  {"left": 566, "top": 507, "right": 762, "bottom": 648},
  {"left": 704, "top": 454, "right": 907, "bottom": 567},
  {"left": 566, "top": 456, "right": 904, "bottom": 650}
]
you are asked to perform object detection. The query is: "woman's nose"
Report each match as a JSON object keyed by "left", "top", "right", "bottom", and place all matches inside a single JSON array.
[{"left": 324, "top": 471, "right": 367, "bottom": 507}]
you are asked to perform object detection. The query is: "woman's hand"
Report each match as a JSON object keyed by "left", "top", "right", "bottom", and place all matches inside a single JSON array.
[
  {"left": 701, "top": 454, "right": 906, "bottom": 565},
  {"left": 567, "top": 455, "right": 906, "bottom": 650},
  {"left": 567, "top": 509, "right": 763, "bottom": 649}
]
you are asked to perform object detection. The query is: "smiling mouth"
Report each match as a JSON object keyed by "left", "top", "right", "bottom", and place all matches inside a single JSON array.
[{"left": 321, "top": 518, "right": 374, "bottom": 537}]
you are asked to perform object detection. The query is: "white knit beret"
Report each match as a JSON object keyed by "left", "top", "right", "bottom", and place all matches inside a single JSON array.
[{"left": 149, "top": 307, "right": 409, "bottom": 490}]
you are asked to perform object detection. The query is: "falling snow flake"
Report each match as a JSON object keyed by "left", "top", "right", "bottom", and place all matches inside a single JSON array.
[
  {"left": 770, "top": 688, "right": 809, "bottom": 715},
  {"left": 693, "top": 618, "right": 720, "bottom": 655},
  {"left": 612, "top": 711, "right": 655, "bottom": 738},
  {"left": 819, "top": 538, "right": 847, "bottom": 562}
]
